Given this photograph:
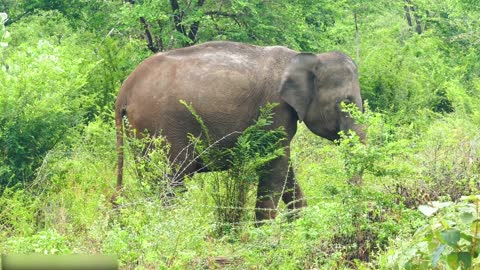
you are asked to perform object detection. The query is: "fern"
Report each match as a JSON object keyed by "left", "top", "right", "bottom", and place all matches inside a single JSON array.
[{"left": 181, "top": 101, "right": 286, "bottom": 233}]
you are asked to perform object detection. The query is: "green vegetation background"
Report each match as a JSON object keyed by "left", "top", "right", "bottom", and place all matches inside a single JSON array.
[{"left": 0, "top": 0, "right": 479, "bottom": 269}]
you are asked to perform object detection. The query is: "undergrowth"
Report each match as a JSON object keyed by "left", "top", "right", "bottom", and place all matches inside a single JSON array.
[{"left": 1, "top": 104, "right": 478, "bottom": 269}]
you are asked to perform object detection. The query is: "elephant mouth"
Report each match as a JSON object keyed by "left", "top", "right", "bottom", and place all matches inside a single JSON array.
[
  {"left": 304, "top": 121, "right": 342, "bottom": 142},
  {"left": 316, "top": 128, "right": 341, "bottom": 142},
  {"left": 324, "top": 132, "right": 341, "bottom": 142}
]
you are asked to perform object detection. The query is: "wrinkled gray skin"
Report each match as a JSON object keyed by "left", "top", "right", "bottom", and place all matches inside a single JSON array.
[{"left": 115, "top": 41, "right": 364, "bottom": 221}]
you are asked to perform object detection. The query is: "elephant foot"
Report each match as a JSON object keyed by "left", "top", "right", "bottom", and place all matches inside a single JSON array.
[
  {"left": 110, "top": 191, "right": 121, "bottom": 209},
  {"left": 282, "top": 194, "right": 307, "bottom": 210},
  {"left": 282, "top": 185, "right": 307, "bottom": 210},
  {"left": 283, "top": 207, "right": 304, "bottom": 222},
  {"left": 283, "top": 195, "right": 307, "bottom": 222},
  {"left": 255, "top": 199, "right": 277, "bottom": 225}
]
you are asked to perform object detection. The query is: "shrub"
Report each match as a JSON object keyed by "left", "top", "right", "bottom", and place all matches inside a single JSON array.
[
  {"left": 389, "top": 117, "right": 480, "bottom": 208},
  {"left": 0, "top": 187, "right": 37, "bottom": 238},
  {"left": 384, "top": 195, "right": 480, "bottom": 269},
  {"left": 183, "top": 102, "right": 286, "bottom": 233},
  {"left": 121, "top": 126, "right": 175, "bottom": 200},
  {"left": 0, "top": 12, "right": 91, "bottom": 187},
  {"left": 0, "top": 11, "right": 146, "bottom": 189},
  {"left": 3, "top": 229, "right": 71, "bottom": 255}
]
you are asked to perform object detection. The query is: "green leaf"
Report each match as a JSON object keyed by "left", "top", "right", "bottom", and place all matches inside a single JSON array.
[
  {"left": 459, "top": 212, "right": 475, "bottom": 224},
  {"left": 447, "top": 253, "right": 459, "bottom": 269},
  {"left": 440, "top": 230, "right": 461, "bottom": 248},
  {"left": 432, "top": 201, "right": 453, "bottom": 209},
  {"left": 460, "top": 195, "right": 480, "bottom": 202},
  {"left": 419, "top": 204, "right": 438, "bottom": 217},
  {"left": 460, "top": 232, "right": 473, "bottom": 243},
  {"left": 432, "top": 244, "right": 446, "bottom": 267},
  {"left": 457, "top": 252, "right": 472, "bottom": 269}
]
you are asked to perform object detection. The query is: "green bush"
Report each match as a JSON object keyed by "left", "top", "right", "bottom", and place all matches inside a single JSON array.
[
  {"left": 1, "top": 117, "right": 116, "bottom": 254},
  {"left": 383, "top": 195, "right": 480, "bottom": 269},
  {"left": 120, "top": 127, "right": 174, "bottom": 200},
  {"left": 0, "top": 11, "right": 146, "bottom": 189},
  {"left": 0, "top": 12, "right": 91, "bottom": 186},
  {"left": 0, "top": 187, "right": 37, "bottom": 237},
  {"left": 2, "top": 0, "right": 480, "bottom": 268},
  {"left": 3, "top": 229, "right": 71, "bottom": 255},
  {"left": 182, "top": 102, "right": 286, "bottom": 233}
]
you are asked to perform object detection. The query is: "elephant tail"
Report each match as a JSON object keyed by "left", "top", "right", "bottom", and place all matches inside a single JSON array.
[{"left": 111, "top": 105, "right": 126, "bottom": 207}]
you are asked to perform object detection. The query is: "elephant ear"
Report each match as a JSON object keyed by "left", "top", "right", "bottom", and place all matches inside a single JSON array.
[{"left": 279, "top": 53, "right": 318, "bottom": 122}]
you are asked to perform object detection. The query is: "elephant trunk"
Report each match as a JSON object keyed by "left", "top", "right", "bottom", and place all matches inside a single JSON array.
[
  {"left": 347, "top": 123, "right": 366, "bottom": 186},
  {"left": 339, "top": 116, "right": 366, "bottom": 144},
  {"left": 352, "top": 124, "right": 366, "bottom": 144}
]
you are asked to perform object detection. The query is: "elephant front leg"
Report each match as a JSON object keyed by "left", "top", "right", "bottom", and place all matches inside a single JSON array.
[
  {"left": 255, "top": 182, "right": 280, "bottom": 221},
  {"left": 255, "top": 157, "right": 307, "bottom": 222}
]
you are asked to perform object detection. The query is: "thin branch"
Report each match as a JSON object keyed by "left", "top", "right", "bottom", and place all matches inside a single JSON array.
[
  {"left": 184, "top": 0, "right": 194, "bottom": 12},
  {"left": 140, "top": 17, "right": 159, "bottom": 53},
  {"left": 204, "top": 11, "right": 238, "bottom": 18},
  {"left": 170, "top": 0, "right": 187, "bottom": 36},
  {"left": 405, "top": 0, "right": 422, "bottom": 34},
  {"left": 404, "top": 1, "right": 413, "bottom": 27},
  {"left": 4, "top": 11, "right": 30, "bottom": 26},
  {"left": 156, "top": 19, "right": 165, "bottom": 51},
  {"left": 170, "top": 0, "right": 206, "bottom": 45},
  {"left": 354, "top": 12, "right": 360, "bottom": 65},
  {"left": 187, "top": 0, "right": 206, "bottom": 44},
  {"left": 412, "top": 9, "right": 423, "bottom": 34}
]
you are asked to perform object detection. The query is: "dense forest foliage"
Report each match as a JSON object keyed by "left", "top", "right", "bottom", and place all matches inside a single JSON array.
[{"left": 1, "top": 0, "right": 479, "bottom": 268}]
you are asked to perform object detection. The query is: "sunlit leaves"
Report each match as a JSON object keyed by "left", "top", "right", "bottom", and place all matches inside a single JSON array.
[
  {"left": 0, "top": 12, "right": 9, "bottom": 47},
  {"left": 389, "top": 196, "right": 480, "bottom": 269}
]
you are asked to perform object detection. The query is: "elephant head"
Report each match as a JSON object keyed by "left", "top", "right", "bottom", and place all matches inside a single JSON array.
[{"left": 280, "top": 52, "right": 364, "bottom": 141}]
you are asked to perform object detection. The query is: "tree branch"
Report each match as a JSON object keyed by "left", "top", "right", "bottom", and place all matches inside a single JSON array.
[
  {"left": 412, "top": 7, "right": 423, "bottom": 34},
  {"left": 156, "top": 19, "right": 165, "bottom": 51},
  {"left": 4, "top": 11, "right": 31, "bottom": 26},
  {"left": 170, "top": 0, "right": 187, "bottom": 36},
  {"left": 140, "top": 17, "right": 159, "bottom": 53},
  {"left": 354, "top": 12, "right": 360, "bottom": 65},
  {"left": 204, "top": 11, "right": 238, "bottom": 18},
  {"left": 404, "top": 1, "right": 413, "bottom": 27},
  {"left": 186, "top": 0, "right": 206, "bottom": 43},
  {"left": 405, "top": 0, "right": 422, "bottom": 34},
  {"left": 208, "top": 11, "right": 242, "bottom": 28},
  {"left": 169, "top": 0, "right": 206, "bottom": 46}
]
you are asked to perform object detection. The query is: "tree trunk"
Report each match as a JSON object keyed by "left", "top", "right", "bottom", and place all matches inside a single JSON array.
[
  {"left": 354, "top": 12, "right": 360, "bottom": 65},
  {"left": 140, "top": 17, "right": 159, "bottom": 53},
  {"left": 404, "top": 2, "right": 413, "bottom": 27},
  {"left": 405, "top": 0, "right": 422, "bottom": 34}
]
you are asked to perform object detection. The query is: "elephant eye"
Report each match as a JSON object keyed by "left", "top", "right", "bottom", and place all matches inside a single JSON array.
[
  {"left": 338, "top": 98, "right": 355, "bottom": 113},
  {"left": 338, "top": 98, "right": 352, "bottom": 106}
]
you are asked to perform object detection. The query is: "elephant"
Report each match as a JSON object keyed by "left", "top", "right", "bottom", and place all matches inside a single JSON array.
[{"left": 114, "top": 41, "right": 364, "bottom": 221}]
